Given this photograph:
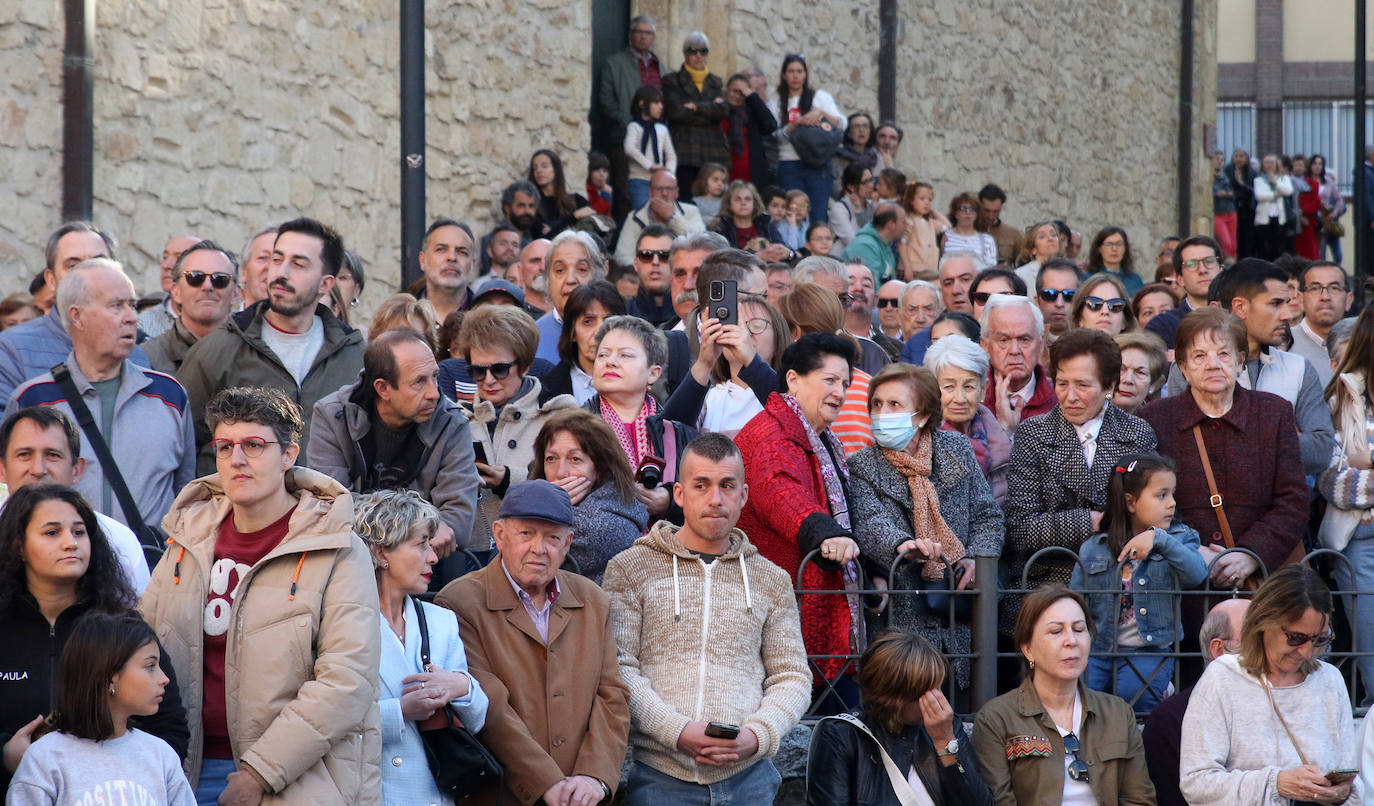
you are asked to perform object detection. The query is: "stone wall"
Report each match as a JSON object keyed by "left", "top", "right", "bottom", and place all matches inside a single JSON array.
[{"left": 0, "top": 0, "right": 591, "bottom": 308}]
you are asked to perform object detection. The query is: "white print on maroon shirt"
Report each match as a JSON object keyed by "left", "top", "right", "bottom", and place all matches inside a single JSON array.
[{"left": 204, "top": 557, "right": 251, "bottom": 637}]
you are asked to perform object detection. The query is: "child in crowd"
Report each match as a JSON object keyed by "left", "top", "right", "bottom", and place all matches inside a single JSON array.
[
  {"left": 777, "top": 189, "right": 810, "bottom": 250},
  {"left": 1070, "top": 453, "right": 1208, "bottom": 715},
  {"left": 690, "top": 162, "right": 728, "bottom": 221},
  {"left": 585, "top": 151, "right": 613, "bottom": 217},
  {"left": 875, "top": 167, "right": 906, "bottom": 203},
  {"left": 762, "top": 185, "right": 788, "bottom": 226},
  {"left": 899, "top": 181, "right": 950, "bottom": 281},
  {"left": 7, "top": 611, "right": 193, "bottom": 805},
  {"left": 610, "top": 264, "right": 640, "bottom": 301},
  {"left": 623, "top": 85, "right": 676, "bottom": 211}
]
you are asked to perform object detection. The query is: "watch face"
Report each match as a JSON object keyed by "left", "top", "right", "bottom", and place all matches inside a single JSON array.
[{"left": 943, "top": 739, "right": 959, "bottom": 755}]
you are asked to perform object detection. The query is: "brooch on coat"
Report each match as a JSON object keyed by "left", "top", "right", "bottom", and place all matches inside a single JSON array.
[{"left": 1004, "top": 735, "right": 1054, "bottom": 760}]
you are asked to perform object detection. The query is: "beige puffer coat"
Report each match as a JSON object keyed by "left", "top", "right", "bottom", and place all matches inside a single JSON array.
[{"left": 140, "top": 467, "right": 382, "bottom": 804}]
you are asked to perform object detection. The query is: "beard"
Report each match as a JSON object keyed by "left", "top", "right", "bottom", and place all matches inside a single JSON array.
[
  {"left": 509, "top": 212, "right": 536, "bottom": 231},
  {"left": 268, "top": 277, "right": 322, "bottom": 319}
]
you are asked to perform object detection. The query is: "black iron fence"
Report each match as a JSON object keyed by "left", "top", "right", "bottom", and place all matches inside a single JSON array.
[{"left": 794, "top": 545, "right": 1370, "bottom": 721}]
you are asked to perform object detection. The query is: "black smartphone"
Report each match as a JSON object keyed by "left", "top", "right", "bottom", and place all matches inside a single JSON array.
[
  {"left": 1326, "top": 769, "right": 1357, "bottom": 785},
  {"left": 707, "top": 279, "right": 738, "bottom": 327},
  {"left": 704, "top": 722, "right": 740, "bottom": 740},
  {"left": 472, "top": 441, "right": 488, "bottom": 465}
]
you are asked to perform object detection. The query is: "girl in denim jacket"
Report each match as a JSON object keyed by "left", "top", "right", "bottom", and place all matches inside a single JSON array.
[{"left": 1070, "top": 452, "right": 1208, "bottom": 714}]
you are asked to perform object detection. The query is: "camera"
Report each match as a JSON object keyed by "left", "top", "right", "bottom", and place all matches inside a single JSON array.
[{"left": 636, "top": 455, "right": 667, "bottom": 489}]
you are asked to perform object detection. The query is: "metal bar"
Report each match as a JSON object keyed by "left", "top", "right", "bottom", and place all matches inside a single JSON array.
[
  {"left": 877, "top": 0, "right": 897, "bottom": 124},
  {"left": 1356, "top": 0, "right": 1367, "bottom": 299},
  {"left": 61, "top": 0, "right": 94, "bottom": 221},
  {"left": 399, "top": 0, "right": 426, "bottom": 291},
  {"left": 972, "top": 555, "right": 998, "bottom": 711},
  {"left": 1177, "top": 0, "right": 1195, "bottom": 237}
]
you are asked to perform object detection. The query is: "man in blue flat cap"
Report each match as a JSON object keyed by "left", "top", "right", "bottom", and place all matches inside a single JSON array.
[{"left": 435, "top": 480, "right": 630, "bottom": 806}]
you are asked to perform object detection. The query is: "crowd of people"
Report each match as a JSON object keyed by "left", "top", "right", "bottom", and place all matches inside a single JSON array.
[{"left": 6, "top": 13, "right": 1374, "bottom": 806}]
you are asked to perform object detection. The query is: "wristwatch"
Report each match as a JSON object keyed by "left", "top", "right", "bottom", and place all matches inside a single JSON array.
[{"left": 939, "top": 738, "right": 959, "bottom": 756}]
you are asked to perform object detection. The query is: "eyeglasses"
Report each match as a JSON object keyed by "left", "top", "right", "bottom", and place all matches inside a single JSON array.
[
  {"left": 1281, "top": 628, "right": 1333, "bottom": 648},
  {"left": 837, "top": 293, "right": 855, "bottom": 307},
  {"left": 1083, "top": 296, "right": 1127, "bottom": 313},
  {"left": 744, "top": 317, "right": 771, "bottom": 335},
  {"left": 636, "top": 249, "right": 671, "bottom": 263},
  {"left": 211, "top": 437, "right": 280, "bottom": 460},
  {"left": 650, "top": 184, "right": 677, "bottom": 195},
  {"left": 1101, "top": 240, "right": 1126, "bottom": 250},
  {"left": 1180, "top": 256, "right": 1221, "bottom": 271},
  {"left": 1303, "top": 283, "right": 1347, "bottom": 297},
  {"left": 183, "top": 271, "right": 234, "bottom": 289},
  {"left": 685, "top": 47, "right": 709, "bottom": 56},
  {"left": 1063, "top": 732, "right": 1090, "bottom": 783},
  {"left": 468, "top": 361, "right": 517, "bottom": 382},
  {"left": 1039, "top": 289, "right": 1076, "bottom": 303},
  {"left": 876, "top": 298, "right": 900, "bottom": 308},
  {"left": 956, "top": 205, "right": 978, "bottom": 212}
]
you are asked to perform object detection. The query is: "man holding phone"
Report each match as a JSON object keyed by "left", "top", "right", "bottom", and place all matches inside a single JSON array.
[{"left": 603, "top": 433, "right": 810, "bottom": 804}]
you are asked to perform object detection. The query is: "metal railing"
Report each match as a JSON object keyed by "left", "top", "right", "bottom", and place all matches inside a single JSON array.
[{"left": 793, "top": 545, "right": 1369, "bottom": 721}]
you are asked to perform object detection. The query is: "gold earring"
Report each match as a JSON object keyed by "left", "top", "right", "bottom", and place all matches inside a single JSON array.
[
  {"left": 109, "top": 684, "right": 116, "bottom": 695},
  {"left": 1027, "top": 660, "right": 1035, "bottom": 670}
]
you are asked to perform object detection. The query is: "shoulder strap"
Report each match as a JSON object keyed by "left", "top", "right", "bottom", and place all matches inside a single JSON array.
[
  {"left": 1192, "top": 424, "right": 1235, "bottom": 548},
  {"left": 409, "top": 595, "right": 433, "bottom": 670},
  {"left": 1261, "top": 675, "right": 1312, "bottom": 766},
  {"left": 662, "top": 421, "right": 677, "bottom": 485},
  {"left": 818, "top": 714, "right": 928, "bottom": 806},
  {"left": 50, "top": 363, "right": 156, "bottom": 550}
]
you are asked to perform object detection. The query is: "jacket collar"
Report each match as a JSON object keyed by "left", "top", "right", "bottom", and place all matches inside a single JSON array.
[
  {"left": 1012, "top": 676, "right": 1100, "bottom": 722},
  {"left": 1166, "top": 385, "right": 1254, "bottom": 433},
  {"left": 477, "top": 561, "right": 584, "bottom": 647},
  {"left": 337, "top": 376, "right": 465, "bottom": 444}
]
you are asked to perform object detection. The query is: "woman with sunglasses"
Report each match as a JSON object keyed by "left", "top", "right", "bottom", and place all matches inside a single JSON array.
[
  {"left": 1070, "top": 273, "right": 1137, "bottom": 336},
  {"left": 1179, "top": 566, "right": 1357, "bottom": 806},
  {"left": 974, "top": 586, "right": 1155, "bottom": 806},
  {"left": 457, "top": 305, "right": 578, "bottom": 556},
  {"left": 941, "top": 193, "right": 997, "bottom": 270},
  {"left": 1085, "top": 227, "right": 1143, "bottom": 297},
  {"left": 662, "top": 32, "right": 730, "bottom": 194}
]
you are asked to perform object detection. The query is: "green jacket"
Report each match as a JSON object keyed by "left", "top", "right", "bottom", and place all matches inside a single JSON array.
[
  {"left": 176, "top": 301, "right": 365, "bottom": 476},
  {"left": 841, "top": 223, "right": 896, "bottom": 285},
  {"left": 598, "top": 47, "right": 664, "bottom": 135}
]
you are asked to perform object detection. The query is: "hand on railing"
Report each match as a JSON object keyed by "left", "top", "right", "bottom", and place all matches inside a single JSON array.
[{"left": 1203, "top": 546, "right": 1266, "bottom": 590}]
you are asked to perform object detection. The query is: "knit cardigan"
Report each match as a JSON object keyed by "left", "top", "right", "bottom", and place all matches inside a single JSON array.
[{"left": 602, "top": 522, "right": 811, "bottom": 785}]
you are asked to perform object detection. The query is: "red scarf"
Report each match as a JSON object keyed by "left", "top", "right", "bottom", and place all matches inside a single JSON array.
[{"left": 600, "top": 394, "right": 659, "bottom": 468}]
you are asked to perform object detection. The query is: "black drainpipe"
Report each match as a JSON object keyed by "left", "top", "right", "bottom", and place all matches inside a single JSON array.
[
  {"left": 877, "top": 0, "right": 896, "bottom": 123},
  {"left": 399, "top": 0, "right": 426, "bottom": 291},
  {"left": 1176, "top": 0, "right": 1195, "bottom": 237},
  {"left": 62, "top": 0, "right": 94, "bottom": 221}
]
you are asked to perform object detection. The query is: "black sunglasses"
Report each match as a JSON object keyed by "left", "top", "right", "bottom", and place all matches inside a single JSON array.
[
  {"left": 970, "top": 291, "right": 992, "bottom": 306},
  {"left": 468, "top": 361, "right": 516, "bottom": 382},
  {"left": 876, "top": 298, "right": 901, "bottom": 308},
  {"left": 1063, "top": 732, "right": 1090, "bottom": 784},
  {"left": 1282, "top": 628, "right": 1333, "bottom": 648},
  {"left": 636, "top": 249, "right": 671, "bottom": 262},
  {"left": 1038, "top": 289, "right": 1076, "bottom": 303},
  {"left": 685, "top": 47, "right": 709, "bottom": 56},
  {"left": 183, "top": 271, "right": 234, "bottom": 290},
  {"left": 1083, "top": 296, "right": 1127, "bottom": 313}
]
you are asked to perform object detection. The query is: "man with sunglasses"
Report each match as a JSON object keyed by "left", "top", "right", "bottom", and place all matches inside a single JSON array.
[
  {"left": 142, "top": 240, "right": 239, "bottom": 375},
  {"left": 308, "top": 329, "right": 478, "bottom": 574},
  {"left": 1145, "top": 234, "right": 1223, "bottom": 349},
  {"left": 1035, "top": 259, "right": 1083, "bottom": 347},
  {"left": 7, "top": 258, "right": 196, "bottom": 533},
  {"left": 625, "top": 225, "right": 679, "bottom": 327},
  {"left": 137, "top": 233, "right": 201, "bottom": 340}
]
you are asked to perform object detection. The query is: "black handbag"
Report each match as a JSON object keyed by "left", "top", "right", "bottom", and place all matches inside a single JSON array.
[{"left": 410, "top": 596, "right": 505, "bottom": 801}]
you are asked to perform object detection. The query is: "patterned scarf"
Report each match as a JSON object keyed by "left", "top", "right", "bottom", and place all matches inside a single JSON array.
[
  {"left": 600, "top": 394, "right": 659, "bottom": 468},
  {"left": 784, "top": 393, "right": 864, "bottom": 653},
  {"left": 880, "top": 432, "right": 967, "bottom": 580}
]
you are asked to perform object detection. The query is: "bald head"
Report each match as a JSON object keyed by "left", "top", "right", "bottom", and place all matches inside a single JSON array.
[{"left": 1200, "top": 598, "right": 1249, "bottom": 665}]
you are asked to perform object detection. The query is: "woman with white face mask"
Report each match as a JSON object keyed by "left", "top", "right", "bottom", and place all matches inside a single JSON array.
[{"left": 847, "top": 363, "right": 1005, "bottom": 698}]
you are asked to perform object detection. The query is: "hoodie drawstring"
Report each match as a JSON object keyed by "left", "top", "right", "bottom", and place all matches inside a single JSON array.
[
  {"left": 289, "top": 552, "right": 307, "bottom": 601},
  {"left": 738, "top": 553, "right": 753, "bottom": 613},
  {"left": 672, "top": 554, "right": 681, "bottom": 622}
]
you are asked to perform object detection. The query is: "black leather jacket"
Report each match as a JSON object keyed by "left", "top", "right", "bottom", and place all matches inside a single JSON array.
[{"left": 807, "top": 712, "right": 993, "bottom": 806}]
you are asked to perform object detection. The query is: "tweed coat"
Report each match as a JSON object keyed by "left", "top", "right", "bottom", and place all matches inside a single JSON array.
[
  {"left": 662, "top": 67, "right": 730, "bottom": 168},
  {"left": 1002, "top": 403, "right": 1157, "bottom": 631}
]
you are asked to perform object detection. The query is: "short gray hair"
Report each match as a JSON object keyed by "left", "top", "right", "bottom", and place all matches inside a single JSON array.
[
  {"left": 938, "top": 251, "right": 980, "bottom": 272},
  {"left": 1198, "top": 605, "right": 1240, "bottom": 668},
  {"left": 682, "top": 31, "right": 710, "bottom": 53},
  {"left": 595, "top": 314, "right": 669, "bottom": 369},
  {"left": 174, "top": 239, "right": 240, "bottom": 281},
  {"left": 57, "top": 258, "right": 131, "bottom": 330},
  {"left": 546, "top": 230, "right": 608, "bottom": 282},
  {"left": 979, "top": 292, "right": 1044, "bottom": 339},
  {"left": 240, "top": 224, "right": 277, "bottom": 266},
  {"left": 902, "top": 279, "right": 940, "bottom": 305},
  {"left": 353, "top": 489, "right": 441, "bottom": 571},
  {"left": 1328, "top": 317, "right": 1358, "bottom": 363},
  {"left": 630, "top": 15, "right": 655, "bottom": 31},
  {"left": 923, "top": 333, "right": 989, "bottom": 381},
  {"left": 672, "top": 231, "right": 729, "bottom": 255},
  {"left": 793, "top": 255, "right": 847, "bottom": 286}
]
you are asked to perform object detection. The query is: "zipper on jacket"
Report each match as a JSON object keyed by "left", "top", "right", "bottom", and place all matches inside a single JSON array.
[
  {"left": 691, "top": 559, "right": 713, "bottom": 783},
  {"left": 46, "top": 623, "right": 56, "bottom": 709}
]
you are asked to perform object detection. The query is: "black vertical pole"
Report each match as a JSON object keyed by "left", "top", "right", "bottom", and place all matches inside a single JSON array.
[
  {"left": 1177, "top": 0, "right": 1195, "bottom": 238},
  {"left": 400, "top": 0, "right": 425, "bottom": 291},
  {"left": 877, "top": 0, "right": 897, "bottom": 123},
  {"left": 1356, "top": 0, "right": 1367, "bottom": 303},
  {"left": 61, "top": 0, "right": 94, "bottom": 222}
]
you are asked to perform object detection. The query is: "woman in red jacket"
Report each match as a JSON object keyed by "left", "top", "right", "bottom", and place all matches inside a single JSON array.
[{"left": 735, "top": 332, "right": 863, "bottom": 709}]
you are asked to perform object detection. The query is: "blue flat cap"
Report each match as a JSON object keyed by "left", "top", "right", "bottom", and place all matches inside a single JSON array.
[
  {"left": 496, "top": 479, "right": 574, "bottom": 526},
  {"left": 472, "top": 277, "right": 526, "bottom": 306}
]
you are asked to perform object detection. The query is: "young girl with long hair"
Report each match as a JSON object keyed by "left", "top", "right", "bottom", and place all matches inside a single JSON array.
[
  {"left": 6, "top": 611, "right": 193, "bottom": 804},
  {"left": 1070, "top": 452, "right": 1207, "bottom": 714},
  {"left": 623, "top": 86, "right": 677, "bottom": 211}
]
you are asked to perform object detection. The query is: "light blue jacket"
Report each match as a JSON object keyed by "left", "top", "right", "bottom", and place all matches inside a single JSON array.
[
  {"left": 0, "top": 307, "right": 149, "bottom": 404},
  {"left": 378, "top": 597, "right": 489, "bottom": 806},
  {"left": 1070, "top": 522, "right": 1208, "bottom": 651}
]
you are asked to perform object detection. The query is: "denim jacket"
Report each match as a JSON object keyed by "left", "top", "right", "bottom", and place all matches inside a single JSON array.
[{"left": 1070, "top": 522, "right": 1208, "bottom": 651}]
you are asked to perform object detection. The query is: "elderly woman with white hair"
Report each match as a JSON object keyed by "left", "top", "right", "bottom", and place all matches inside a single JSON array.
[
  {"left": 355, "top": 489, "right": 489, "bottom": 806},
  {"left": 662, "top": 31, "right": 730, "bottom": 194},
  {"left": 535, "top": 229, "right": 609, "bottom": 365},
  {"left": 924, "top": 333, "right": 1012, "bottom": 505}
]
